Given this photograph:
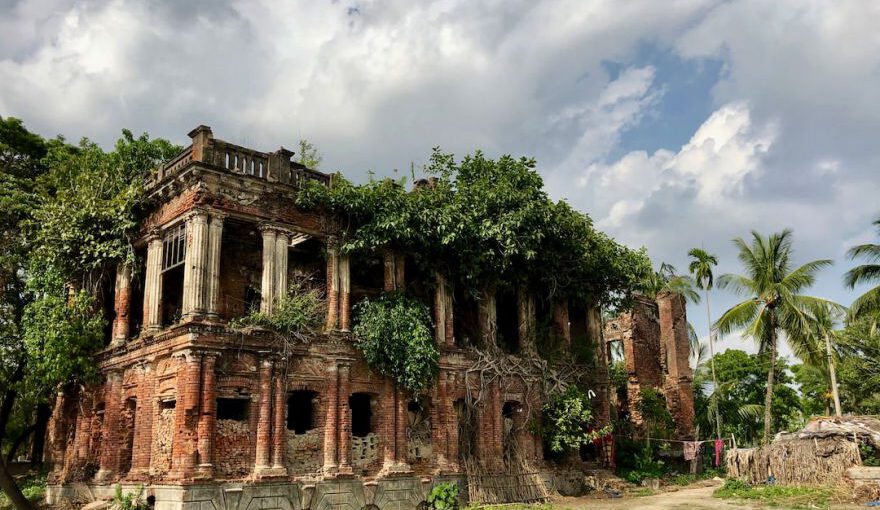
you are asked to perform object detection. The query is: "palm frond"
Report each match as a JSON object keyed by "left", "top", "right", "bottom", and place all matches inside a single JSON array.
[
  {"left": 781, "top": 259, "right": 833, "bottom": 293},
  {"left": 717, "top": 273, "right": 757, "bottom": 296},
  {"left": 715, "top": 299, "right": 761, "bottom": 336},
  {"left": 849, "top": 285, "right": 880, "bottom": 319},
  {"left": 738, "top": 404, "right": 765, "bottom": 421},
  {"left": 846, "top": 243, "right": 880, "bottom": 263},
  {"left": 843, "top": 264, "right": 880, "bottom": 288}
]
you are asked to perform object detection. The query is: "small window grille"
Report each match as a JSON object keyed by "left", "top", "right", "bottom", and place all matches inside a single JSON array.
[{"left": 162, "top": 224, "right": 186, "bottom": 273}]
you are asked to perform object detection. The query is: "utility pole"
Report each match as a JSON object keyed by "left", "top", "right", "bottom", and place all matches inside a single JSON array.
[{"left": 824, "top": 332, "right": 842, "bottom": 417}]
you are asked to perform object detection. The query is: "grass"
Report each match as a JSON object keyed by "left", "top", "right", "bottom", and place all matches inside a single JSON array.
[
  {"left": 0, "top": 470, "right": 47, "bottom": 510},
  {"left": 466, "top": 504, "right": 556, "bottom": 510},
  {"left": 714, "top": 478, "right": 839, "bottom": 509}
]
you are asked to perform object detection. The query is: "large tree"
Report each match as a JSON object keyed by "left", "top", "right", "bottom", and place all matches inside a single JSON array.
[
  {"left": 714, "top": 230, "right": 833, "bottom": 444},
  {"left": 0, "top": 117, "right": 178, "bottom": 509},
  {"left": 845, "top": 218, "right": 880, "bottom": 320}
]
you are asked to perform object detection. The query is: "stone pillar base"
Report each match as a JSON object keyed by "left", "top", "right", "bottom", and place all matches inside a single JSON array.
[
  {"left": 253, "top": 466, "right": 288, "bottom": 479},
  {"left": 336, "top": 464, "right": 354, "bottom": 477},
  {"left": 196, "top": 463, "right": 214, "bottom": 479},
  {"left": 94, "top": 469, "right": 114, "bottom": 483},
  {"left": 126, "top": 468, "right": 150, "bottom": 481},
  {"left": 378, "top": 461, "right": 412, "bottom": 477}
]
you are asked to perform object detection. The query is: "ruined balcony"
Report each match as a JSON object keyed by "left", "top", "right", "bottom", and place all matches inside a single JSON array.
[{"left": 148, "top": 125, "right": 331, "bottom": 191}]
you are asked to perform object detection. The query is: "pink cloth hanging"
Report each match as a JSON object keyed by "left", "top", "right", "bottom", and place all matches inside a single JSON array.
[{"left": 714, "top": 438, "right": 724, "bottom": 467}]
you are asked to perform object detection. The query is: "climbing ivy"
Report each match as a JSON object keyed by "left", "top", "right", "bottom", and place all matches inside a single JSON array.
[
  {"left": 538, "top": 386, "right": 610, "bottom": 453},
  {"left": 296, "top": 148, "right": 652, "bottom": 308},
  {"left": 351, "top": 292, "right": 438, "bottom": 393}
]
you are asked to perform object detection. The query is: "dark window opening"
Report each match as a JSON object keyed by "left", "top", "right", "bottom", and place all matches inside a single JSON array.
[
  {"left": 287, "top": 390, "right": 317, "bottom": 433},
  {"left": 99, "top": 274, "right": 116, "bottom": 346},
  {"left": 160, "top": 264, "right": 184, "bottom": 326},
  {"left": 453, "top": 287, "right": 479, "bottom": 348},
  {"left": 497, "top": 289, "right": 519, "bottom": 354},
  {"left": 219, "top": 220, "right": 263, "bottom": 320},
  {"left": 349, "top": 393, "right": 374, "bottom": 437},
  {"left": 502, "top": 401, "right": 521, "bottom": 419},
  {"left": 160, "top": 400, "right": 176, "bottom": 410},
  {"left": 216, "top": 398, "right": 249, "bottom": 421},
  {"left": 535, "top": 297, "right": 554, "bottom": 356},
  {"left": 350, "top": 253, "right": 384, "bottom": 307},
  {"left": 288, "top": 237, "right": 326, "bottom": 292},
  {"left": 128, "top": 254, "right": 146, "bottom": 337},
  {"left": 404, "top": 255, "right": 433, "bottom": 319}
]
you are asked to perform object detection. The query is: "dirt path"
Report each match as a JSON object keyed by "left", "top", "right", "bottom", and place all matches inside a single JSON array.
[
  {"left": 553, "top": 482, "right": 743, "bottom": 510},
  {"left": 551, "top": 481, "right": 862, "bottom": 510}
]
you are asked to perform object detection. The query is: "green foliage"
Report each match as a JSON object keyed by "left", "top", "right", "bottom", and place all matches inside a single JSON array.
[
  {"left": 22, "top": 285, "right": 105, "bottom": 392},
  {"left": 230, "top": 278, "right": 325, "bottom": 340},
  {"left": 426, "top": 482, "right": 459, "bottom": 510},
  {"left": 0, "top": 469, "right": 46, "bottom": 509},
  {"left": 639, "top": 262, "right": 700, "bottom": 304},
  {"left": 637, "top": 387, "right": 675, "bottom": 439},
  {"left": 620, "top": 445, "right": 667, "bottom": 483},
  {"left": 694, "top": 350, "right": 802, "bottom": 445},
  {"left": 352, "top": 292, "right": 438, "bottom": 393},
  {"left": 539, "top": 386, "right": 608, "bottom": 454},
  {"left": 296, "top": 149, "right": 652, "bottom": 308},
  {"left": 844, "top": 217, "right": 880, "bottom": 319},
  {"left": 296, "top": 139, "right": 322, "bottom": 169},
  {"left": 112, "top": 484, "right": 149, "bottom": 510},
  {"left": 835, "top": 315, "right": 880, "bottom": 414},
  {"left": 714, "top": 479, "right": 836, "bottom": 508}
]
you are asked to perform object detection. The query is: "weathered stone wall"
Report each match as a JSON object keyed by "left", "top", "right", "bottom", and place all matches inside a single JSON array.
[
  {"left": 285, "top": 428, "right": 323, "bottom": 478},
  {"left": 215, "top": 419, "right": 252, "bottom": 479},
  {"left": 151, "top": 406, "right": 174, "bottom": 477}
]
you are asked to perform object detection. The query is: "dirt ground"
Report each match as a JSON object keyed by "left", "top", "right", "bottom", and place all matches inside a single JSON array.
[{"left": 551, "top": 480, "right": 864, "bottom": 510}]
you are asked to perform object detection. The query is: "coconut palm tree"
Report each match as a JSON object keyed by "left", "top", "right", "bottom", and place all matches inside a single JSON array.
[
  {"left": 803, "top": 303, "right": 845, "bottom": 417},
  {"left": 844, "top": 218, "right": 880, "bottom": 320},
  {"left": 714, "top": 230, "right": 834, "bottom": 444},
  {"left": 688, "top": 247, "right": 722, "bottom": 440}
]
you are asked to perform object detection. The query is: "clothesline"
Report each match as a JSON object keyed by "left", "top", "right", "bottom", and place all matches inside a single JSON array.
[{"left": 609, "top": 434, "right": 734, "bottom": 446}]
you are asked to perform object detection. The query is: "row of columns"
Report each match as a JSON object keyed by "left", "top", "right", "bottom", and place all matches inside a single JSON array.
[
  {"left": 325, "top": 241, "right": 352, "bottom": 332},
  {"left": 254, "top": 358, "right": 288, "bottom": 477},
  {"left": 125, "top": 210, "right": 225, "bottom": 341}
]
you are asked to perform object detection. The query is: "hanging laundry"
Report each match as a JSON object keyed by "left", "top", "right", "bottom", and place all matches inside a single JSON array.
[
  {"left": 683, "top": 441, "right": 700, "bottom": 461},
  {"left": 714, "top": 438, "right": 724, "bottom": 467}
]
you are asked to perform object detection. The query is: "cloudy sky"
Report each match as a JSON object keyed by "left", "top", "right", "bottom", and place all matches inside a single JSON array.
[{"left": 2, "top": 0, "right": 879, "bottom": 356}]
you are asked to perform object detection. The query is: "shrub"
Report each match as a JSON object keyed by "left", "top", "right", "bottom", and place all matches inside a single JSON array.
[
  {"left": 230, "top": 277, "right": 325, "bottom": 341},
  {"left": 426, "top": 482, "right": 459, "bottom": 510},
  {"left": 538, "top": 386, "right": 610, "bottom": 454},
  {"left": 112, "top": 485, "right": 149, "bottom": 510},
  {"left": 352, "top": 292, "right": 438, "bottom": 393}
]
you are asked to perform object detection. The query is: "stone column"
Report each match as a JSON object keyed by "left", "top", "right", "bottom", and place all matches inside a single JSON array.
[
  {"left": 337, "top": 363, "right": 352, "bottom": 474},
  {"left": 478, "top": 288, "right": 497, "bottom": 347},
  {"left": 255, "top": 359, "right": 273, "bottom": 473},
  {"left": 96, "top": 371, "right": 123, "bottom": 481},
  {"left": 383, "top": 250, "right": 404, "bottom": 291},
  {"left": 517, "top": 287, "right": 536, "bottom": 354},
  {"left": 553, "top": 300, "right": 571, "bottom": 353},
  {"left": 129, "top": 361, "right": 155, "bottom": 480},
  {"left": 338, "top": 255, "right": 351, "bottom": 331},
  {"left": 197, "top": 353, "right": 217, "bottom": 477},
  {"left": 111, "top": 264, "right": 132, "bottom": 346},
  {"left": 171, "top": 351, "right": 201, "bottom": 480},
  {"left": 322, "top": 364, "right": 339, "bottom": 475},
  {"left": 395, "top": 386, "right": 410, "bottom": 470},
  {"left": 325, "top": 240, "right": 339, "bottom": 331},
  {"left": 143, "top": 231, "right": 163, "bottom": 332},
  {"left": 260, "top": 227, "right": 278, "bottom": 314},
  {"left": 271, "top": 368, "right": 287, "bottom": 473},
  {"left": 205, "top": 214, "right": 225, "bottom": 318},
  {"left": 444, "top": 372, "right": 459, "bottom": 468},
  {"left": 182, "top": 211, "right": 209, "bottom": 317},
  {"left": 275, "top": 231, "right": 289, "bottom": 303},
  {"left": 380, "top": 379, "right": 396, "bottom": 470},
  {"left": 434, "top": 273, "right": 447, "bottom": 345},
  {"left": 433, "top": 371, "right": 449, "bottom": 470}
]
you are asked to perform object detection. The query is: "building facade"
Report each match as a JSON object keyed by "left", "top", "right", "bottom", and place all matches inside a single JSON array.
[{"left": 44, "top": 127, "right": 693, "bottom": 510}]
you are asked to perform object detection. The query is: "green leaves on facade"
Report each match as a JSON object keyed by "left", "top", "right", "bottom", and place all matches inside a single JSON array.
[
  {"left": 538, "top": 386, "right": 608, "bottom": 453},
  {"left": 296, "top": 149, "right": 652, "bottom": 307},
  {"left": 352, "top": 292, "right": 439, "bottom": 393}
]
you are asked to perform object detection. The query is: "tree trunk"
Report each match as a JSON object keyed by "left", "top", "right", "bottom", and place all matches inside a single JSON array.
[
  {"left": 762, "top": 324, "right": 777, "bottom": 445},
  {"left": 5, "top": 425, "right": 35, "bottom": 462},
  {"left": 706, "top": 291, "right": 722, "bottom": 440},
  {"left": 0, "top": 383, "right": 35, "bottom": 510},
  {"left": 825, "top": 333, "right": 842, "bottom": 417},
  {"left": 29, "top": 404, "right": 50, "bottom": 465}
]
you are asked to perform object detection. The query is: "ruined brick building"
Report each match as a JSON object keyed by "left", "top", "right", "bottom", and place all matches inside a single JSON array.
[{"left": 44, "top": 127, "right": 694, "bottom": 510}]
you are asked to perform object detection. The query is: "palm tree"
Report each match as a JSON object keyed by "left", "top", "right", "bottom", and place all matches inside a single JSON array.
[
  {"left": 844, "top": 218, "right": 880, "bottom": 319},
  {"left": 688, "top": 248, "right": 722, "bottom": 440},
  {"left": 641, "top": 262, "right": 700, "bottom": 304},
  {"left": 803, "top": 303, "right": 845, "bottom": 416},
  {"left": 714, "top": 230, "right": 834, "bottom": 444}
]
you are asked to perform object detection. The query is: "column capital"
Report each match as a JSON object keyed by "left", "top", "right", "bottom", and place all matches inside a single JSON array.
[
  {"left": 145, "top": 227, "right": 162, "bottom": 243},
  {"left": 209, "top": 211, "right": 227, "bottom": 223},
  {"left": 183, "top": 208, "right": 210, "bottom": 223}
]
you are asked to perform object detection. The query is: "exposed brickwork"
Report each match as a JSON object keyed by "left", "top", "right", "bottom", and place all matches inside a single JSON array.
[{"left": 46, "top": 127, "right": 696, "bottom": 508}]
